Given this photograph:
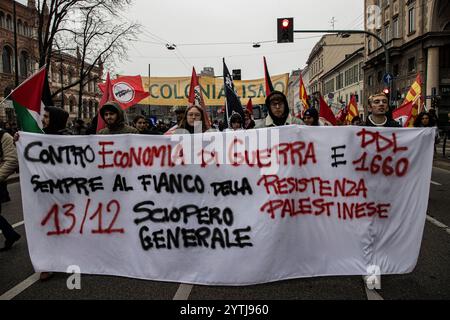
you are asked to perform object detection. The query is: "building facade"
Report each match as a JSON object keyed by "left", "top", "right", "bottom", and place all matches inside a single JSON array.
[
  {"left": 0, "top": 0, "right": 103, "bottom": 125},
  {"left": 364, "top": 0, "right": 450, "bottom": 125},
  {"left": 287, "top": 69, "right": 301, "bottom": 117},
  {"left": 305, "top": 33, "right": 365, "bottom": 107},
  {"left": 321, "top": 47, "right": 365, "bottom": 117}
]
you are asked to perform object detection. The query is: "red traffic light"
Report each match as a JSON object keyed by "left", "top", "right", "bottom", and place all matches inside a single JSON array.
[
  {"left": 383, "top": 88, "right": 390, "bottom": 95},
  {"left": 277, "top": 18, "right": 294, "bottom": 43}
]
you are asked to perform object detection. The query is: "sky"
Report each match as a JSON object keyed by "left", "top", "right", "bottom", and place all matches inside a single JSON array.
[
  {"left": 17, "top": 0, "right": 364, "bottom": 79},
  {"left": 118, "top": 0, "right": 364, "bottom": 79}
]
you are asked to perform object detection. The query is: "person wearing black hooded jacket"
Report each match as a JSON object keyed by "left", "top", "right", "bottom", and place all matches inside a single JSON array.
[
  {"left": 42, "top": 106, "right": 72, "bottom": 135},
  {"left": 257, "top": 91, "right": 304, "bottom": 128}
]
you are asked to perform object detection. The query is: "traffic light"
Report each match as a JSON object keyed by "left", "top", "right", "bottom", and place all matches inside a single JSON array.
[
  {"left": 383, "top": 88, "right": 390, "bottom": 95},
  {"left": 277, "top": 18, "right": 294, "bottom": 43}
]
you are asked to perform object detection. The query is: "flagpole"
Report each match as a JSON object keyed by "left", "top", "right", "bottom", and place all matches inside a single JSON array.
[{"left": 225, "top": 100, "right": 229, "bottom": 129}]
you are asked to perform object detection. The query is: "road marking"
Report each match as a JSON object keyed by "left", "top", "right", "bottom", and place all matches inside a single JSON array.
[
  {"left": 431, "top": 180, "right": 442, "bottom": 186},
  {"left": 427, "top": 215, "right": 450, "bottom": 235},
  {"left": 433, "top": 166, "right": 450, "bottom": 174},
  {"left": 362, "top": 276, "right": 384, "bottom": 300},
  {"left": 0, "top": 273, "right": 40, "bottom": 300},
  {"left": 173, "top": 284, "right": 193, "bottom": 300},
  {"left": 0, "top": 220, "right": 24, "bottom": 235}
]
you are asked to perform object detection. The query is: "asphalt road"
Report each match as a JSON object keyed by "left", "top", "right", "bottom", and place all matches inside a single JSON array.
[{"left": 0, "top": 160, "right": 449, "bottom": 301}]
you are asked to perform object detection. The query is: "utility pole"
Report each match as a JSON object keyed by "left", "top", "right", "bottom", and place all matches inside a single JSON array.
[
  {"left": 330, "top": 17, "right": 336, "bottom": 30},
  {"left": 13, "top": 0, "right": 19, "bottom": 87},
  {"left": 148, "top": 63, "right": 151, "bottom": 116}
]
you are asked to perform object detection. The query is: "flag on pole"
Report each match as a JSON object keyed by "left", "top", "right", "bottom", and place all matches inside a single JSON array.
[
  {"left": 246, "top": 98, "right": 254, "bottom": 114},
  {"left": 299, "top": 73, "right": 309, "bottom": 117},
  {"left": 223, "top": 58, "right": 245, "bottom": 128},
  {"left": 346, "top": 95, "right": 359, "bottom": 123},
  {"left": 188, "top": 67, "right": 210, "bottom": 129},
  {"left": 392, "top": 95, "right": 421, "bottom": 127},
  {"left": 263, "top": 56, "right": 274, "bottom": 97},
  {"left": 319, "top": 95, "right": 337, "bottom": 126},
  {"left": 98, "top": 75, "right": 150, "bottom": 110},
  {"left": 96, "top": 72, "right": 113, "bottom": 133},
  {"left": 392, "top": 74, "right": 423, "bottom": 127},
  {"left": 11, "top": 67, "right": 49, "bottom": 133}
]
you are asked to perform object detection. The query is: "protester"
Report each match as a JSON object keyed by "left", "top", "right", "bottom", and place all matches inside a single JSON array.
[
  {"left": 0, "top": 128, "right": 20, "bottom": 252},
  {"left": 257, "top": 91, "right": 304, "bottom": 128},
  {"left": 303, "top": 108, "right": 319, "bottom": 126},
  {"left": 351, "top": 116, "right": 362, "bottom": 126},
  {"left": 133, "top": 115, "right": 160, "bottom": 135},
  {"left": 98, "top": 101, "right": 138, "bottom": 134},
  {"left": 243, "top": 109, "right": 256, "bottom": 129},
  {"left": 14, "top": 106, "right": 72, "bottom": 279},
  {"left": 414, "top": 112, "right": 435, "bottom": 128},
  {"left": 176, "top": 105, "right": 209, "bottom": 134},
  {"left": 365, "top": 92, "right": 400, "bottom": 127},
  {"left": 72, "top": 119, "right": 87, "bottom": 135},
  {"left": 229, "top": 113, "right": 243, "bottom": 131}
]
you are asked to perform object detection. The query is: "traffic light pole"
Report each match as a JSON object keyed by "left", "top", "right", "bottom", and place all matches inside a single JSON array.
[{"left": 294, "top": 29, "right": 393, "bottom": 104}]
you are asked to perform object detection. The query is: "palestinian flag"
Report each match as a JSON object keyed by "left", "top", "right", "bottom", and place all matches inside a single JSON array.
[{"left": 11, "top": 67, "right": 50, "bottom": 133}]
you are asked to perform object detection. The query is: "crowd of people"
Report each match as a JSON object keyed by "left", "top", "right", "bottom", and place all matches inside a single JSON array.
[{"left": 0, "top": 90, "right": 447, "bottom": 280}]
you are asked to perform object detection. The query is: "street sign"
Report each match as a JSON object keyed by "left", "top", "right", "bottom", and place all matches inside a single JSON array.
[{"left": 383, "top": 73, "right": 394, "bottom": 85}]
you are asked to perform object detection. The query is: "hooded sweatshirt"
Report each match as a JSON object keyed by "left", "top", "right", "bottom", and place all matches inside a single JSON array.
[
  {"left": 258, "top": 91, "right": 304, "bottom": 128},
  {"left": 43, "top": 106, "right": 71, "bottom": 135},
  {"left": 98, "top": 101, "right": 138, "bottom": 134}
]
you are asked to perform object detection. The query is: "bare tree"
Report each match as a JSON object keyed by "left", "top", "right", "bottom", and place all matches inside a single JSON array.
[{"left": 35, "top": 0, "right": 140, "bottom": 117}]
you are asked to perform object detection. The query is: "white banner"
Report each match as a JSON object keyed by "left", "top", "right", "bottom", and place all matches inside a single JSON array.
[{"left": 17, "top": 126, "right": 435, "bottom": 285}]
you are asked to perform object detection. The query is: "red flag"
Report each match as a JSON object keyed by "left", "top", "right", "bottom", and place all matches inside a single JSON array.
[
  {"left": 246, "top": 98, "right": 254, "bottom": 114},
  {"left": 346, "top": 95, "right": 359, "bottom": 123},
  {"left": 319, "top": 95, "right": 337, "bottom": 126},
  {"left": 392, "top": 95, "right": 421, "bottom": 127},
  {"left": 98, "top": 75, "right": 150, "bottom": 110},
  {"left": 188, "top": 67, "right": 210, "bottom": 128},
  {"left": 263, "top": 56, "right": 274, "bottom": 97},
  {"left": 299, "top": 73, "right": 309, "bottom": 117},
  {"left": 96, "top": 72, "right": 113, "bottom": 133}
]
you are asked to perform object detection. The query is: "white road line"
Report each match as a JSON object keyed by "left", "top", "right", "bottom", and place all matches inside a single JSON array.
[
  {"left": 433, "top": 166, "right": 450, "bottom": 174},
  {"left": 0, "top": 220, "right": 24, "bottom": 235},
  {"left": 365, "top": 287, "right": 384, "bottom": 300},
  {"left": 0, "top": 273, "right": 40, "bottom": 300},
  {"left": 427, "top": 215, "right": 450, "bottom": 235},
  {"left": 362, "top": 276, "right": 384, "bottom": 300},
  {"left": 173, "top": 284, "right": 194, "bottom": 300},
  {"left": 431, "top": 181, "right": 442, "bottom": 186}
]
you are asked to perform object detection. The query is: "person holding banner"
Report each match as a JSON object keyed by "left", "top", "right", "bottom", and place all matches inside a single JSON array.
[
  {"left": 365, "top": 92, "right": 400, "bottom": 127},
  {"left": 258, "top": 91, "right": 304, "bottom": 128},
  {"left": 98, "top": 101, "right": 138, "bottom": 135},
  {"left": 303, "top": 108, "right": 320, "bottom": 126},
  {"left": 229, "top": 113, "right": 243, "bottom": 131},
  {"left": 243, "top": 109, "right": 256, "bottom": 130},
  {"left": 0, "top": 129, "right": 20, "bottom": 252},
  {"left": 176, "top": 105, "right": 210, "bottom": 134}
]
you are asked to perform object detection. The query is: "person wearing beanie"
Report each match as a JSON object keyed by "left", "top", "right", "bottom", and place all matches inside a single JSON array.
[
  {"left": 303, "top": 108, "right": 319, "bottom": 126},
  {"left": 257, "top": 91, "right": 304, "bottom": 128},
  {"left": 98, "top": 101, "right": 138, "bottom": 134}
]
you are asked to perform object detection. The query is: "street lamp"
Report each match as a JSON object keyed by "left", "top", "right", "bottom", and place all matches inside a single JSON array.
[{"left": 292, "top": 27, "right": 392, "bottom": 104}]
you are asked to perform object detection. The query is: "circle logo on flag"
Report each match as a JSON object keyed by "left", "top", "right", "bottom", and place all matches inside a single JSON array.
[{"left": 113, "top": 82, "right": 135, "bottom": 104}]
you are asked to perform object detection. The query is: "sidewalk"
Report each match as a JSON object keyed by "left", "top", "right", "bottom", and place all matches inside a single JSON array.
[{"left": 434, "top": 142, "right": 450, "bottom": 171}]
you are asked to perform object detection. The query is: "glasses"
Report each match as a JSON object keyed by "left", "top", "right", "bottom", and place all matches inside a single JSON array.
[
  {"left": 187, "top": 113, "right": 202, "bottom": 118},
  {"left": 372, "top": 99, "right": 388, "bottom": 104},
  {"left": 270, "top": 101, "right": 284, "bottom": 108}
]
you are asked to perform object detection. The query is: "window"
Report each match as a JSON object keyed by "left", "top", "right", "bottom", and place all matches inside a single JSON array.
[
  {"left": 368, "top": 75, "right": 374, "bottom": 87},
  {"left": 0, "top": 12, "right": 5, "bottom": 28},
  {"left": 359, "top": 62, "right": 363, "bottom": 81},
  {"left": 385, "top": 24, "right": 391, "bottom": 42},
  {"left": 393, "top": 18, "right": 399, "bottom": 38},
  {"left": 2, "top": 46, "right": 13, "bottom": 74},
  {"left": 408, "top": 57, "right": 416, "bottom": 73},
  {"left": 336, "top": 74, "right": 343, "bottom": 90},
  {"left": 19, "top": 51, "right": 29, "bottom": 77},
  {"left": 324, "top": 79, "right": 335, "bottom": 95},
  {"left": 408, "top": 6, "right": 415, "bottom": 33},
  {"left": 18, "top": 19, "right": 23, "bottom": 35},
  {"left": 393, "top": 64, "right": 399, "bottom": 76},
  {"left": 6, "top": 14, "right": 12, "bottom": 30},
  {"left": 377, "top": 71, "right": 383, "bottom": 83}
]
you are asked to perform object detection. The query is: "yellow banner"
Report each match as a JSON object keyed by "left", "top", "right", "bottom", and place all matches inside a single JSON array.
[{"left": 137, "top": 74, "right": 289, "bottom": 106}]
